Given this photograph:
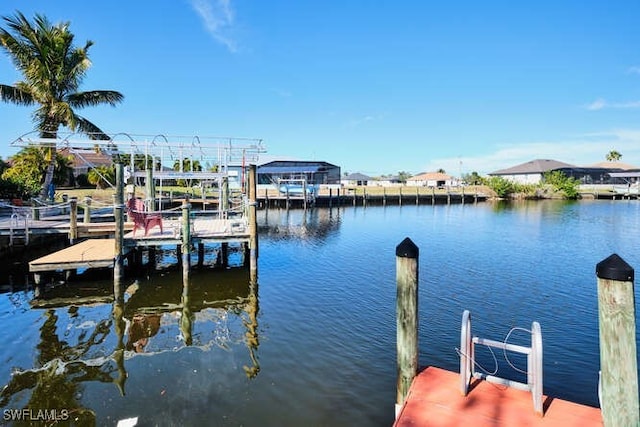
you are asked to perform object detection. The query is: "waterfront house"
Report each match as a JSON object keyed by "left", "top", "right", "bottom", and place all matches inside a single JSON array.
[
  {"left": 488, "top": 159, "right": 576, "bottom": 184},
  {"left": 257, "top": 160, "right": 341, "bottom": 185},
  {"left": 341, "top": 173, "right": 373, "bottom": 186},
  {"left": 406, "top": 172, "right": 458, "bottom": 187}
]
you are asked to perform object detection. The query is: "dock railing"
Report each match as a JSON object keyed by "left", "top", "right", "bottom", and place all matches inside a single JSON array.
[{"left": 459, "top": 309, "right": 543, "bottom": 416}]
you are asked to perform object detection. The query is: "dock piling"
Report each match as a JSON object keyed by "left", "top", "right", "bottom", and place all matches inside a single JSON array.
[
  {"left": 248, "top": 164, "right": 258, "bottom": 281},
  {"left": 396, "top": 237, "right": 419, "bottom": 416},
  {"left": 114, "top": 163, "right": 125, "bottom": 293},
  {"left": 69, "top": 197, "right": 78, "bottom": 245},
  {"left": 596, "top": 254, "right": 639, "bottom": 426},
  {"left": 83, "top": 196, "right": 91, "bottom": 223},
  {"left": 181, "top": 198, "right": 191, "bottom": 286}
]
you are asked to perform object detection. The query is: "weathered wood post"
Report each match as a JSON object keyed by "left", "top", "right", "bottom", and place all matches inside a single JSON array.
[
  {"left": 146, "top": 167, "right": 155, "bottom": 211},
  {"left": 396, "top": 237, "right": 419, "bottom": 416},
  {"left": 329, "top": 188, "right": 333, "bottom": 208},
  {"left": 83, "top": 196, "right": 92, "bottom": 223},
  {"left": 69, "top": 197, "right": 78, "bottom": 245},
  {"left": 303, "top": 180, "right": 308, "bottom": 210},
  {"left": 62, "top": 194, "right": 68, "bottom": 215},
  {"left": 248, "top": 164, "right": 258, "bottom": 282},
  {"left": 114, "top": 163, "right": 125, "bottom": 293},
  {"left": 383, "top": 186, "right": 387, "bottom": 206},
  {"left": 399, "top": 186, "right": 403, "bottom": 206},
  {"left": 286, "top": 186, "right": 290, "bottom": 210},
  {"left": 596, "top": 254, "right": 639, "bottom": 426},
  {"left": 221, "top": 176, "right": 229, "bottom": 218},
  {"left": 181, "top": 198, "right": 191, "bottom": 287}
]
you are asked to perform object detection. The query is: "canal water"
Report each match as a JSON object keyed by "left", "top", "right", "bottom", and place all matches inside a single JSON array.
[{"left": 0, "top": 200, "right": 638, "bottom": 426}]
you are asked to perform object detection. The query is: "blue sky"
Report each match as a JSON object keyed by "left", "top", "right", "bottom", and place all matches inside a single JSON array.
[{"left": 2, "top": 0, "right": 640, "bottom": 176}]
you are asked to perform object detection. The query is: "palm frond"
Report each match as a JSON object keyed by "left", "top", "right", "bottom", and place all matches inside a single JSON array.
[
  {"left": 74, "top": 115, "right": 111, "bottom": 140},
  {"left": 67, "top": 90, "right": 124, "bottom": 108},
  {"left": 0, "top": 84, "right": 34, "bottom": 105}
]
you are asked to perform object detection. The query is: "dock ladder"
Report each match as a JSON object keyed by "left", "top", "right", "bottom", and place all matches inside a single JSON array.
[
  {"left": 9, "top": 210, "right": 31, "bottom": 246},
  {"left": 459, "top": 310, "right": 543, "bottom": 415}
]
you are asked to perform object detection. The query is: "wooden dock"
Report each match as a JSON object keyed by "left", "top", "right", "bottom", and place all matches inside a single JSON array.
[
  {"left": 29, "top": 238, "right": 118, "bottom": 272},
  {"left": 395, "top": 366, "right": 602, "bottom": 426},
  {"left": 27, "top": 218, "right": 249, "bottom": 274}
]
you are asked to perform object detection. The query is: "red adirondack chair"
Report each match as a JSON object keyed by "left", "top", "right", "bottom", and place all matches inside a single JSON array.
[{"left": 126, "top": 198, "right": 163, "bottom": 236}]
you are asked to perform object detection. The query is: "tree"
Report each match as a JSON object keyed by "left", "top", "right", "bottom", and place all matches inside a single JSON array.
[
  {"left": 542, "top": 170, "right": 580, "bottom": 199},
  {"left": 173, "top": 158, "right": 202, "bottom": 186},
  {"left": 606, "top": 150, "right": 622, "bottom": 162},
  {"left": 2, "top": 146, "right": 73, "bottom": 197},
  {"left": 0, "top": 12, "right": 123, "bottom": 199},
  {"left": 462, "top": 171, "right": 483, "bottom": 185},
  {"left": 397, "top": 171, "right": 411, "bottom": 183},
  {"left": 485, "top": 176, "right": 515, "bottom": 198},
  {"left": 87, "top": 165, "right": 115, "bottom": 189}
]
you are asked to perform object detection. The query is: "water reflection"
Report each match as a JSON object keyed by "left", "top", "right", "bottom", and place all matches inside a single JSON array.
[
  {"left": 0, "top": 267, "right": 260, "bottom": 419},
  {"left": 258, "top": 207, "right": 342, "bottom": 241}
]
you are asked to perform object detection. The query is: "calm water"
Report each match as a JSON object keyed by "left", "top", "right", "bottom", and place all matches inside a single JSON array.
[{"left": 1, "top": 200, "right": 639, "bottom": 426}]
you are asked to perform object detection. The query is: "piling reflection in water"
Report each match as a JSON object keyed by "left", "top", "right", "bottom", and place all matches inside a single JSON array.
[{"left": 0, "top": 266, "right": 260, "bottom": 416}]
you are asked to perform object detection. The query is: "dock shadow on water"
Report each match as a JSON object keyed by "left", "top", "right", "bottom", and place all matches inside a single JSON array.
[{"left": 0, "top": 266, "right": 259, "bottom": 425}]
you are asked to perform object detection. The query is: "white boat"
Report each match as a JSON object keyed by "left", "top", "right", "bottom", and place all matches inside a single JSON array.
[
  {"left": 278, "top": 184, "right": 316, "bottom": 195},
  {"left": 613, "top": 183, "right": 640, "bottom": 195}
]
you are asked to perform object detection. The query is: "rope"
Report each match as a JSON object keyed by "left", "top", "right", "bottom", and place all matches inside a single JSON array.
[
  {"left": 455, "top": 345, "right": 498, "bottom": 376},
  {"left": 503, "top": 327, "right": 531, "bottom": 374}
]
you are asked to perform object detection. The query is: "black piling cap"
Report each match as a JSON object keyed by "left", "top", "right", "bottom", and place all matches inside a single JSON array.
[
  {"left": 596, "top": 253, "right": 634, "bottom": 282},
  {"left": 396, "top": 237, "right": 419, "bottom": 259}
]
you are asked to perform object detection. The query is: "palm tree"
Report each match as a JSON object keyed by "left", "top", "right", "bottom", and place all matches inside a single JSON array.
[
  {"left": 606, "top": 150, "right": 622, "bottom": 162},
  {"left": 0, "top": 12, "right": 123, "bottom": 199}
]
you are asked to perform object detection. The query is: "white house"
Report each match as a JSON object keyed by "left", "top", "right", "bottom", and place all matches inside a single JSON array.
[
  {"left": 341, "top": 172, "right": 372, "bottom": 186},
  {"left": 488, "top": 159, "right": 576, "bottom": 184},
  {"left": 406, "top": 172, "right": 458, "bottom": 187}
]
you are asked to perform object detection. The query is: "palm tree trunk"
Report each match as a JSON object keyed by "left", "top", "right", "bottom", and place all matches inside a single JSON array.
[
  {"left": 39, "top": 123, "right": 58, "bottom": 200},
  {"left": 40, "top": 155, "right": 56, "bottom": 200}
]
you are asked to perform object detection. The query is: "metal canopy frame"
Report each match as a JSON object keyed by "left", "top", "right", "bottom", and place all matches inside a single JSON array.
[{"left": 11, "top": 131, "right": 266, "bottom": 177}]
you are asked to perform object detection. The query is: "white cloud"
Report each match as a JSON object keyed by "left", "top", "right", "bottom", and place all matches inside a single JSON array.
[
  {"left": 628, "top": 66, "right": 640, "bottom": 74},
  {"left": 190, "top": 0, "right": 237, "bottom": 52},
  {"left": 345, "top": 114, "right": 385, "bottom": 128},
  {"left": 585, "top": 98, "right": 640, "bottom": 110},
  {"left": 586, "top": 98, "right": 606, "bottom": 111},
  {"left": 271, "top": 88, "right": 292, "bottom": 98},
  {"left": 424, "top": 129, "right": 640, "bottom": 176}
]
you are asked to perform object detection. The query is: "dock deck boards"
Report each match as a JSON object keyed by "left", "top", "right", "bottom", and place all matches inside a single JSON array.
[
  {"left": 394, "top": 367, "right": 602, "bottom": 427},
  {"left": 29, "top": 239, "right": 116, "bottom": 272},
  {"left": 27, "top": 218, "right": 249, "bottom": 273}
]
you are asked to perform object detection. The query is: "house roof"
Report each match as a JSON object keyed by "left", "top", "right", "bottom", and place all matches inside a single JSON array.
[
  {"left": 489, "top": 159, "right": 576, "bottom": 175},
  {"left": 343, "top": 172, "right": 372, "bottom": 181},
  {"left": 59, "top": 147, "right": 113, "bottom": 169},
  {"left": 258, "top": 160, "right": 339, "bottom": 169},
  {"left": 587, "top": 161, "right": 638, "bottom": 170},
  {"left": 409, "top": 172, "right": 452, "bottom": 181}
]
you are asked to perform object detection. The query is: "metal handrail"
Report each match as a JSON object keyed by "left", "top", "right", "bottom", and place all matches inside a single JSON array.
[{"left": 9, "top": 212, "right": 30, "bottom": 246}]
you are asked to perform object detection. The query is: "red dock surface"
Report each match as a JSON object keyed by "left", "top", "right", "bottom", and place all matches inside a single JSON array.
[{"left": 394, "top": 367, "right": 602, "bottom": 426}]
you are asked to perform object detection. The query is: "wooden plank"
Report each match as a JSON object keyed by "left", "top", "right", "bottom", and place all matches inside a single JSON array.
[
  {"left": 29, "top": 239, "right": 116, "bottom": 272},
  {"left": 394, "top": 367, "right": 602, "bottom": 427}
]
